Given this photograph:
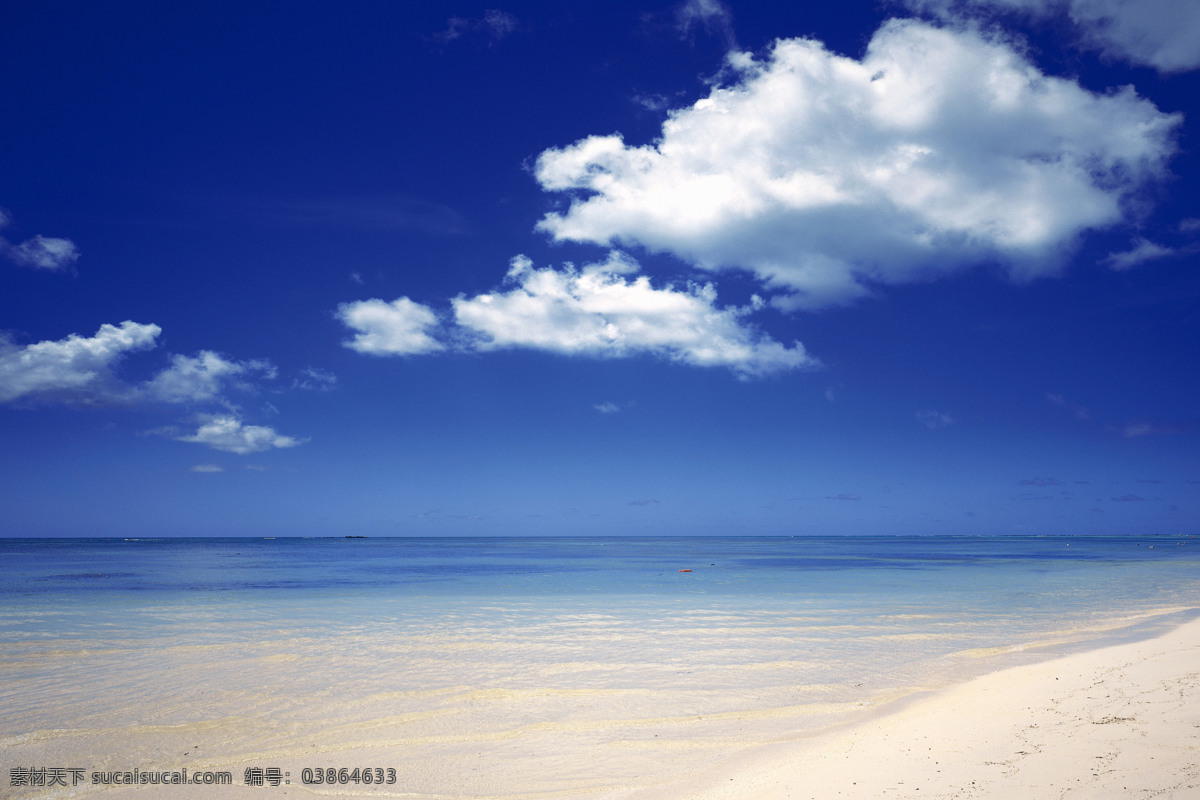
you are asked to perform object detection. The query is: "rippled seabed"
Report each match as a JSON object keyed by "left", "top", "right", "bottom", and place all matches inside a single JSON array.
[{"left": 2, "top": 535, "right": 1197, "bottom": 797}]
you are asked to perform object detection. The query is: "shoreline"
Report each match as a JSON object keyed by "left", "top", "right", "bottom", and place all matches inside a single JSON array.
[
  {"left": 645, "top": 613, "right": 1200, "bottom": 800},
  {"left": 2, "top": 612, "right": 1198, "bottom": 798}
]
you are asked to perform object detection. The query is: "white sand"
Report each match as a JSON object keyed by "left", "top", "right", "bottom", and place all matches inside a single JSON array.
[
  {"left": 648, "top": 617, "right": 1200, "bottom": 800},
  {"left": 4, "top": 616, "right": 1198, "bottom": 799}
]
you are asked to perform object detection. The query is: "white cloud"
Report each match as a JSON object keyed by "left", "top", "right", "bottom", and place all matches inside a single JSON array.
[
  {"left": 676, "top": 0, "right": 736, "bottom": 48},
  {"left": 5, "top": 235, "right": 80, "bottom": 271},
  {"left": 1100, "top": 237, "right": 1174, "bottom": 271},
  {"left": 191, "top": 464, "right": 225, "bottom": 473},
  {"left": 143, "top": 351, "right": 275, "bottom": 403},
  {"left": 0, "top": 211, "right": 80, "bottom": 271},
  {"left": 435, "top": 9, "right": 519, "bottom": 44},
  {"left": 906, "top": 0, "right": 1200, "bottom": 73},
  {"left": 336, "top": 297, "right": 445, "bottom": 356},
  {"left": 0, "top": 321, "right": 161, "bottom": 403},
  {"left": 594, "top": 401, "right": 621, "bottom": 414},
  {"left": 291, "top": 366, "right": 337, "bottom": 391},
  {"left": 451, "top": 253, "right": 815, "bottom": 377},
  {"left": 535, "top": 20, "right": 1179, "bottom": 309},
  {"left": 175, "top": 415, "right": 305, "bottom": 454}
]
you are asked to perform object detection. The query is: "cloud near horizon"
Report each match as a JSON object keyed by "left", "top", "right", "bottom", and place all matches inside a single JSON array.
[
  {"left": 534, "top": 19, "right": 1179, "bottom": 310},
  {"left": 338, "top": 252, "right": 815, "bottom": 377},
  {"left": 0, "top": 322, "right": 305, "bottom": 453}
]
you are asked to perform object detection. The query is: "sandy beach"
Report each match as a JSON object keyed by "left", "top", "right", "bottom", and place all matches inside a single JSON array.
[
  {"left": 652, "top": 616, "right": 1200, "bottom": 800},
  {"left": 4, "top": 615, "right": 1197, "bottom": 800}
]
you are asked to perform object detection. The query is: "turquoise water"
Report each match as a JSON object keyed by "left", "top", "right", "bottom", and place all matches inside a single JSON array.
[
  {"left": 3, "top": 534, "right": 1198, "bottom": 636},
  {"left": 2, "top": 535, "right": 1198, "bottom": 798}
]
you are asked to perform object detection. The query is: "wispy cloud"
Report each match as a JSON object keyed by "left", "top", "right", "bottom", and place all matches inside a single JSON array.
[
  {"left": 675, "top": 0, "right": 737, "bottom": 49},
  {"left": 1114, "top": 420, "right": 1193, "bottom": 438},
  {"left": 291, "top": 367, "right": 337, "bottom": 392},
  {"left": 1020, "top": 477, "right": 1064, "bottom": 487},
  {"left": 433, "top": 9, "right": 520, "bottom": 45},
  {"left": 902, "top": 0, "right": 1200, "bottom": 74},
  {"left": 1101, "top": 237, "right": 1175, "bottom": 271},
  {"left": 0, "top": 209, "right": 79, "bottom": 272},
  {"left": 143, "top": 352, "right": 275, "bottom": 404},
  {"left": 917, "top": 409, "right": 955, "bottom": 429}
]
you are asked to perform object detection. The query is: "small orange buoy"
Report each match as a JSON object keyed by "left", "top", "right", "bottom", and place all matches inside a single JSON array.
[{"left": 678, "top": 569, "right": 692, "bottom": 572}]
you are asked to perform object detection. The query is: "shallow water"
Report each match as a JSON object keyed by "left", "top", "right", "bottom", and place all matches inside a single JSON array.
[{"left": 2, "top": 535, "right": 1198, "bottom": 798}]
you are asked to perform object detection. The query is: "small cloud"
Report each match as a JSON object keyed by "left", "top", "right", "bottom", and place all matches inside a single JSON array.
[
  {"left": 1020, "top": 477, "right": 1063, "bottom": 487},
  {"left": 631, "top": 92, "right": 678, "bottom": 113},
  {"left": 1112, "top": 494, "right": 1148, "bottom": 502},
  {"left": 292, "top": 367, "right": 337, "bottom": 392},
  {"left": 628, "top": 498, "right": 660, "bottom": 506},
  {"left": 337, "top": 297, "right": 445, "bottom": 356},
  {"left": 0, "top": 210, "right": 80, "bottom": 272},
  {"left": 174, "top": 415, "right": 306, "bottom": 454},
  {"left": 916, "top": 409, "right": 954, "bottom": 429},
  {"left": 824, "top": 387, "right": 836, "bottom": 403},
  {"left": 1181, "top": 218, "right": 1200, "bottom": 234},
  {"left": 191, "top": 464, "right": 224, "bottom": 473},
  {"left": 1137, "top": 478, "right": 1166, "bottom": 484},
  {"left": 4, "top": 235, "right": 80, "bottom": 272},
  {"left": 826, "top": 493, "right": 862, "bottom": 501},
  {"left": 675, "top": 0, "right": 737, "bottom": 49},
  {"left": 1101, "top": 238, "right": 1174, "bottom": 271},
  {"left": 434, "top": 9, "right": 520, "bottom": 45},
  {"left": 593, "top": 402, "right": 621, "bottom": 414},
  {"left": 1116, "top": 420, "right": 1192, "bottom": 438},
  {"left": 143, "top": 351, "right": 275, "bottom": 404}
]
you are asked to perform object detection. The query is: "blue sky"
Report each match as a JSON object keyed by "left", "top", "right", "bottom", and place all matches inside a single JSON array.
[{"left": 1, "top": 0, "right": 1198, "bottom": 537}]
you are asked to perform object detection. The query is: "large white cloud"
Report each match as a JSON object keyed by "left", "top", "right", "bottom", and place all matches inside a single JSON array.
[
  {"left": 0, "top": 321, "right": 161, "bottom": 403},
  {"left": 336, "top": 296, "right": 445, "bottom": 356},
  {"left": 906, "top": 0, "right": 1200, "bottom": 73},
  {"left": 534, "top": 19, "right": 1179, "bottom": 309},
  {"left": 174, "top": 415, "right": 305, "bottom": 454},
  {"left": 452, "top": 253, "right": 815, "bottom": 376}
]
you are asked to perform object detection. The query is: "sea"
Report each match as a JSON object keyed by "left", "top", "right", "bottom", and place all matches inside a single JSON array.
[{"left": 1, "top": 534, "right": 1198, "bottom": 798}]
